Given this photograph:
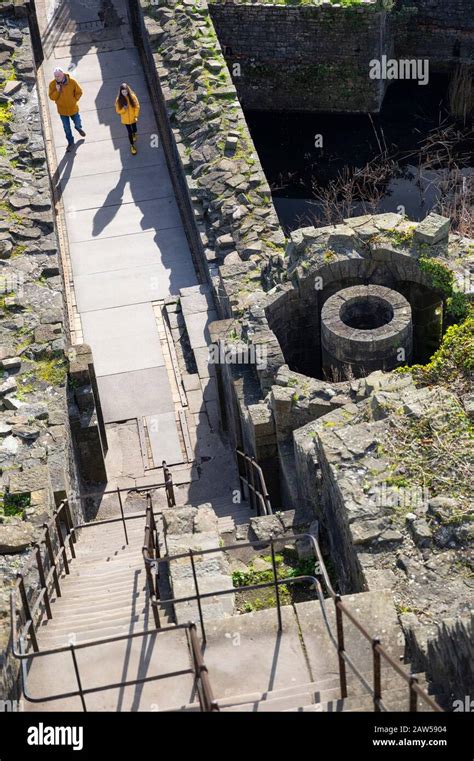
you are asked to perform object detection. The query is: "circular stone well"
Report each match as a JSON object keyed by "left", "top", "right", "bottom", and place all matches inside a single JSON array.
[{"left": 321, "top": 285, "right": 413, "bottom": 379}]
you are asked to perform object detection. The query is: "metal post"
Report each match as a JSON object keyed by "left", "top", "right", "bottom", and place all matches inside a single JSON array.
[
  {"left": 248, "top": 456, "right": 256, "bottom": 512},
  {"left": 372, "top": 637, "right": 381, "bottom": 712},
  {"left": 335, "top": 595, "right": 347, "bottom": 699},
  {"left": 409, "top": 677, "right": 418, "bottom": 713},
  {"left": 18, "top": 576, "right": 39, "bottom": 652},
  {"left": 70, "top": 644, "right": 87, "bottom": 712},
  {"left": 44, "top": 524, "right": 61, "bottom": 597},
  {"left": 117, "top": 487, "right": 129, "bottom": 545},
  {"left": 271, "top": 542, "right": 282, "bottom": 632},
  {"left": 146, "top": 561, "right": 161, "bottom": 630},
  {"left": 65, "top": 500, "right": 77, "bottom": 544},
  {"left": 62, "top": 502, "right": 76, "bottom": 559},
  {"left": 35, "top": 544, "right": 52, "bottom": 619},
  {"left": 162, "top": 461, "right": 175, "bottom": 507},
  {"left": 54, "top": 511, "right": 69, "bottom": 574},
  {"left": 189, "top": 550, "right": 206, "bottom": 644},
  {"left": 151, "top": 502, "right": 161, "bottom": 559}
]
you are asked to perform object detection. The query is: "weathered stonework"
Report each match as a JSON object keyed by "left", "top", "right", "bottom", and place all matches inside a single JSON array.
[
  {"left": 210, "top": 0, "right": 391, "bottom": 112},
  {"left": 134, "top": 1, "right": 473, "bottom": 701},
  {"left": 395, "top": 0, "right": 474, "bottom": 74},
  {"left": 293, "top": 374, "right": 473, "bottom": 610},
  {"left": 162, "top": 503, "right": 235, "bottom": 622},
  {"left": 137, "top": 0, "right": 286, "bottom": 313},
  {"left": 321, "top": 284, "right": 413, "bottom": 377}
]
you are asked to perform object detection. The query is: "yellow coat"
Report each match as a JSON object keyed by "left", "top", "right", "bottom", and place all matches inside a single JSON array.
[
  {"left": 115, "top": 92, "right": 140, "bottom": 125},
  {"left": 48, "top": 75, "right": 83, "bottom": 116}
]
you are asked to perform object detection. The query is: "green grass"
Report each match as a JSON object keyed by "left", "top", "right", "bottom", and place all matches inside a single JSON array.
[
  {"left": 232, "top": 549, "right": 318, "bottom": 613},
  {"left": 0, "top": 202, "right": 23, "bottom": 225},
  {"left": 0, "top": 102, "right": 13, "bottom": 137},
  {"left": 35, "top": 357, "right": 69, "bottom": 386},
  {"left": 397, "top": 317, "right": 473, "bottom": 395},
  {"left": 1, "top": 492, "right": 30, "bottom": 518}
]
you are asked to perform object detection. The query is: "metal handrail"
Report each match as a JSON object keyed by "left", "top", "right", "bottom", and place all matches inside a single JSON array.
[
  {"left": 142, "top": 493, "right": 161, "bottom": 629},
  {"left": 11, "top": 464, "right": 177, "bottom": 661},
  {"left": 76, "top": 461, "right": 176, "bottom": 543},
  {"left": 11, "top": 499, "right": 74, "bottom": 654},
  {"left": 16, "top": 622, "right": 210, "bottom": 710},
  {"left": 10, "top": 482, "right": 214, "bottom": 711},
  {"left": 143, "top": 531, "right": 442, "bottom": 713},
  {"left": 235, "top": 448, "right": 272, "bottom": 515},
  {"left": 188, "top": 623, "right": 219, "bottom": 712}
]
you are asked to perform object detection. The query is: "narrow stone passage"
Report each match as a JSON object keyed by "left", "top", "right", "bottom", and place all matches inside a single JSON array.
[{"left": 36, "top": 0, "right": 205, "bottom": 486}]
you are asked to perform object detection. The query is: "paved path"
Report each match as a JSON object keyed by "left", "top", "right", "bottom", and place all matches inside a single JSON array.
[{"left": 37, "top": 0, "right": 199, "bottom": 475}]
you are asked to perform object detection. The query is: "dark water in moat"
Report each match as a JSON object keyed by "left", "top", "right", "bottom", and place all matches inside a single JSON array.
[{"left": 245, "top": 77, "right": 474, "bottom": 232}]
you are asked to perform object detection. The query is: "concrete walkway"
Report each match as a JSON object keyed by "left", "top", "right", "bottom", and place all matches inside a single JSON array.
[
  {"left": 37, "top": 0, "right": 200, "bottom": 480},
  {"left": 35, "top": 0, "right": 250, "bottom": 528}
]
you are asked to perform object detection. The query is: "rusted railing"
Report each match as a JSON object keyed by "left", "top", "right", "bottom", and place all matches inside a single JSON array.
[
  {"left": 188, "top": 623, "right": 219, "bottom": 712},
  {"left": 143, "top": 493, "right": 161, "bottom": 629},
  {"left": 235, "top": 449, "right": 272, "bottom": 516},
  {"left": 161, "top": 460, "right": 176, "bottom": 507},
  {"left": 11, "top": 500, "right": 75, "bottom": 654},
  {"left": 11, "top": 466, "right": 176, "bottom": 659},
  {"left": 143, "top": 531, "right": 442, "bottom": 713},
  {"left": 10, "top": 468, "right": 217, "bottom": 712},
  {"left": 16, "top": 622, "right": 216, "bottom": 712}
]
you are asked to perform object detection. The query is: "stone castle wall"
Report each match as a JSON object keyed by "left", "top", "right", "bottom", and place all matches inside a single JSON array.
[
  {"left": 396, "top": 0, "right": 474, "bottom": 71},
  {"left": 209, "top": 0, "right": 474, "bottom": 113},
  {"left": 210, "top": 1, "right": 390, "bottom": 112}
]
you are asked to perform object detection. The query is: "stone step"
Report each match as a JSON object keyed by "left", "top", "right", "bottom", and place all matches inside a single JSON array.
[
  {"left": 37, "top": 619, "right": 152, "bottom": 648},
  {"left": 73, "top": 553, "right": 144, "bottom": 565},
  {"left": 57, "top": 574, "right": 146, "bottom": 595},
  {"left": 51, "top": 576, "right": 146, "bottom": 605},
  {"left": 39, "top": 599, "right": 149, "bottom": 624},
  {"left": 72, "top": 547, "right": 145, "bottom": 563},
  {"left": 213, "top": 671, "right": 430, "bottom": 710},
  {"left": 295, "top": 593, "right": 405, "bottom": 686},
  {"left": 75, "top": 518, "right": 146, "bottom": 538},
  {"left": 221, "top": 691, "right": 316, "bottom": 712},
  {"left": 26, "top": 625, "right": 195, "bottom": 711},
  {"left": 70, "top": 545, "right": 144, "bottom": 563},
  {"left": 71, "top": 551, "right": 143, "bottom": 566},
  {"left": 224, "top": 683, "right": 438, "bottom": 713},
  {"left": 49, "top": 592, "right": 148, "bottom": 615},
  {"left": 38, "top": 610, "right": 151, "bottom": 636},
  {"left": 290, "top": 691, "right": 438, "bottom": 713},
  {"left": 61, "top": 558, "right": 145, "bottom": 582}
]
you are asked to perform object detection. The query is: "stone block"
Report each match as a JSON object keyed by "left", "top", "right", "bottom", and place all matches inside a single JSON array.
[
  {"left": 248, "top": 403, "right": 274, "bottom": 438},
  {"left": 194, "top": 504, "right": 218, "bottom": 533},
  {"left": 162, "top": 506, "right": 197, "bottom": 535},
  {"left": 0, "top": 523, "right": 35, "bottom": 554},
  {"left": 414, "top": 214, "right": 450, "bottom": 245},
  {"left": 410, "top": 519, "right": 432, "bottom": 548}
]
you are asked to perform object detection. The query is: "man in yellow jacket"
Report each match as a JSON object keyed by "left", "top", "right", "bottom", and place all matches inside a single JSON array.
[{"left": 49, "top": 67, "right": 86, "bottom": 152}]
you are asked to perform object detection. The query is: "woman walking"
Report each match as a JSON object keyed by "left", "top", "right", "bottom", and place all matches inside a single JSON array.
[{"left": 115, "top": 83, "right": 140, "bottom": 155}]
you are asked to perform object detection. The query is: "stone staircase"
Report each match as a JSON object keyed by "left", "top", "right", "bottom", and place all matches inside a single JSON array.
[
  {"left": 21, "top": 504, "right": 442, "bottom": 713},
  {"left": 35, "top": 517, "right": 150, "bottom": 649},
  {"left": 209, "top": 496, "right": 253, "bottom": 534},
  {"left": 24, "top": 515, "right": 199, "bottom": 711},
  {"left": 166, "top": 598, "right": 443, "bottom": 713}
]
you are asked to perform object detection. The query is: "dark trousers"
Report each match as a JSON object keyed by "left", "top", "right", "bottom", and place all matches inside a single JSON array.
[{"left": 125, "top": 123, "right": 137, "bottom": 145}]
